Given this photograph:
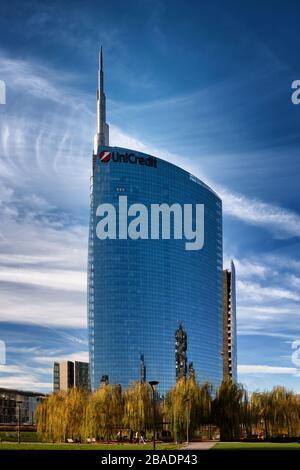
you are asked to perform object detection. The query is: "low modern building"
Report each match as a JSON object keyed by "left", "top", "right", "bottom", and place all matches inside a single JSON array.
[
  {"left": 53, "top": 361, "right": 90, "bottom": 392},
  {"left": 0, "top": 388, "right": 45, "bottom": 425},
  {"left": 223, "top": 261, "right": 238, "bottom": 382}
]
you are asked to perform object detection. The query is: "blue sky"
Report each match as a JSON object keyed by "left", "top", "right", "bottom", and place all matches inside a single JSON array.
[{"left": 0, "top": 0, "right": 300, "bottom": 392}]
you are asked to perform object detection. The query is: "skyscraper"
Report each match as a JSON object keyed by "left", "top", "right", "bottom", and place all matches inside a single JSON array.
[
  {"left": 223, "top": 261, "right": 238, "bottom": 382},
  {"left": 74, "top": 361, "right": 90, "bottom": 391},
  {"left": 54, "top": 361, "right": 74, "bottom": 392},
  {"left": 53, "top": 361, "right": 90, "bottom": 392},
  {"left": 87, "top": 49, "right": 224, "bottom": 394}
]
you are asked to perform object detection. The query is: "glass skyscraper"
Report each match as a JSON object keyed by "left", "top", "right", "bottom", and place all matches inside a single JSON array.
[
  {"left": 88, "top": 147, "right": 223, "bottom": 394},
  {"left": 87, "top": 49, "right": 224, "bottom": 394}
]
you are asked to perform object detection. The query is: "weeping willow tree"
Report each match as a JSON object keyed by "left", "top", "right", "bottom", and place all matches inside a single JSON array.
[
  {"left": 36, "top": 388, "right": 88, "bottom": 442},
  {"left": 250, "top": 386, "right": 300, "bottom": 438},
  {"left": 123, "top": 381, "right": 153, "bottom": 433},
  {"left": 212, "top": 378, "right": 247, "bottom": 441},
  {"left": 36, "top": 391, "right": 67, "bottom": 442},
  {"left": 197, "top": 382, "right": 212, "bottom": 425},
  {"left": 65, "top": 387, "right": 89, "bottom": 441},
  {"left": 36, "top": 380, "right": 300, "bottom": 444},
  {"left": 82, "top": 384, "right": 123, "bottom": 441},
  {"left": 241, "top": 389, "right": 252, "bottom": 438},
  {"left": 164, "top": 377, "right": 212, "bottom": 441}
]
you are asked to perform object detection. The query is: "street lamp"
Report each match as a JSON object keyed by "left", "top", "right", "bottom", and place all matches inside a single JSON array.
[
  {"left": 148, "top": 380, "right": 159, "bottom": 451},
  {"left": 16, "top": 401, "right": 22, "bottom": 444},
  {"left": 184, "top": 398, "right": 190, "bottom": 444}
]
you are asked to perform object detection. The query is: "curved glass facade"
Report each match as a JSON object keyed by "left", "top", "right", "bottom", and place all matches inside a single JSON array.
[{"left": 88, "top": 146, "right": 223, "bottom": 394}]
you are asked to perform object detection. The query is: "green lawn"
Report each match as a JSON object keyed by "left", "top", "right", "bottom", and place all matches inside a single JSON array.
[
  {"left": 2, "top": 441, "right": 300, "bottom": 451},
  {"left": 0, "top": 431, "right": 39, "bottom": 442},
  {"left": 0, "top": 442, "right": 180, "bottom": 451},
  {"left": 214, "top": 442, "right": 300, "bottom": 450}
]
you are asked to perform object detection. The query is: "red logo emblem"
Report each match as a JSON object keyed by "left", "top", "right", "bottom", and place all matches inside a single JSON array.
[{"left": 99, "top": 151, "right": 111, "bottom": 163}]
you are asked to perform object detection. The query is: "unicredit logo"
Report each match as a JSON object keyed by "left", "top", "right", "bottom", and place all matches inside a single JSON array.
[
  {"left": 99, "top": 151, "right": 111, "bottom": 162},
  {"left": 98, "top": 150, "right": 157, "bottom": 168}
]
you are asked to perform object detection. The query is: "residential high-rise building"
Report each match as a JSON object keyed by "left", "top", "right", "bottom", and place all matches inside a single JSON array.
[
  {"left": 53, "top": 361, "right": 89, "bottom": 392},
  {"left": 74, "top": 361, "right": 90, "bottom": 390},
  {"left": 223, "top": 261, "right": 238, "bottom": 382},
  {"left": 87, "top": 49, "right": 223, "bottom": 394},
  {"left": 53, "top": 362, "right": 60, "bottom": 392},
  {"left": 57, "top": 361, "right": 74, "bottom": 391}
]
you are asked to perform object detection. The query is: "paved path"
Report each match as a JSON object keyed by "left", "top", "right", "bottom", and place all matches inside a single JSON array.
[{"left": 181, "top": 441, "right": 216, "bottom": 450}]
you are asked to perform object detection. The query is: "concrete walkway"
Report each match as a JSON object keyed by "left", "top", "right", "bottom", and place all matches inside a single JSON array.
[{"left": 181, "top": 441, "right": 216, "bottom": 450}]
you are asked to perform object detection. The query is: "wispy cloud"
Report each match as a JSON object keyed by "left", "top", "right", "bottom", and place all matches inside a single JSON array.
[
  {"left": 237, "top": 280, "right": 299, "bottom": 303},
  {"left": 224, "top": 257, "right": 270, "bottom": 279},
  {"left": 0, "top": 375, "right": 52, "bottom": 391},
  {"left": 238, "top": 364, "right": 299, "bottom": 375},
  {"left": 0, "top": 49, "right": 90, "bottom": 106},
  {"left": 219, "top": 188, "right": 300, "bottom": 239},
  {"left": 0, "top": 364, "right": 23, "bottom": 374},
  {"left": 0, "top": 267, "right": 85, "bottom": 292},
  {"left": 33, "top": 350, "right": 88, "bottom": 365}
]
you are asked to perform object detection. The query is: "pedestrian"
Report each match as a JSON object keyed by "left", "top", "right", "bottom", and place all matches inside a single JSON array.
[{"left": 140, "top": 430, "right": 146, "bottom": 445}]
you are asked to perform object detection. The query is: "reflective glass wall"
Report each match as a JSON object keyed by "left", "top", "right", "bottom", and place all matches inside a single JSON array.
[{"left": 88, "top": 147, "right": 223, "bottom": 394}]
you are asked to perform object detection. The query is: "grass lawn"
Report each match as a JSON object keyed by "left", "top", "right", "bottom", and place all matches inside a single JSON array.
[
  {"left": 0, "top": 442, "right": 181, "bottom": 451},
  {"left": 214, "top": 442, "right": 300, "bottom": 450},
  {"left": 0, "top": 431, "right": 39, "bottom": 442}
]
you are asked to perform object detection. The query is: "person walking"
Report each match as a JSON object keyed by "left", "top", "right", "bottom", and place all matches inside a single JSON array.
[{"left": 140, "top": 430, "right": 146, "bottom": 445}]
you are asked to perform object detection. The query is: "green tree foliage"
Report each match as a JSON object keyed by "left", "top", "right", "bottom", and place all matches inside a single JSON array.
[
  {"left": 251, "top": 386, "right": 300, "bottom": 438},
  {"left": 36, "top": 381, "right": 300, "bottom": 443},
  {"left": 82, "top": 384, "right": 123, "bottom": 440},
  {"left": 36, "top": 388, "right": 88, "bottom": 442},
  {"left": 164, "top": 378, "right": 212, "bottom": 441},
  {"left": 212, "top": 378, "right": 247, "bottom": 441},
  {"left": 123, "top": 381, "right": 152, "bottom": 432}
]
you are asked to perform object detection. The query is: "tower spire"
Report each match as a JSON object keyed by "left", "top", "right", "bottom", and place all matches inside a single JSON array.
[{"left": 94, "top": 46, "right": 109, "bottom": 153}]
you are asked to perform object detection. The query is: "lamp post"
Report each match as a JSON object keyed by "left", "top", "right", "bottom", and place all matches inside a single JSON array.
[
  {"left": 16, "top": 401, "right": 22, "bottom": 444},
  {"left": 184, "top": 398, "right": 190, "bottom": 444},
  {"left": 149, "top": 380, "right": 159, "bottom": 451}
]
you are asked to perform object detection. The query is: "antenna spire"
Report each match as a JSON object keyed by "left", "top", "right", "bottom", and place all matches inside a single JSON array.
[{"left": 94, "top": 46, "right": 109, "bottom": 153}]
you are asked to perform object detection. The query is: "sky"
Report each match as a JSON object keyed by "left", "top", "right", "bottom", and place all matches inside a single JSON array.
[{"left": 0, "top": 0, "right": 300, "bottom": 393}]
